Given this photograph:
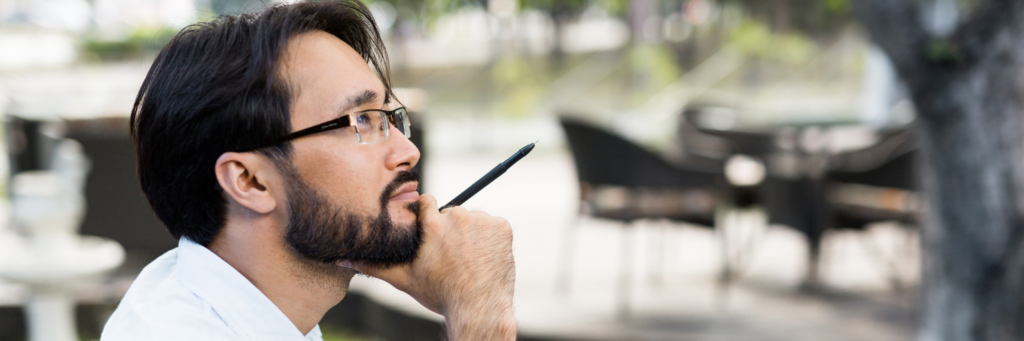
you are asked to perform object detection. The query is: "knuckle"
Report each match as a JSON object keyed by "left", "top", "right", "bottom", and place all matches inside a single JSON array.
[
  {"left": 422, "top": 215, "right": 442, "bottom": 230},
  {"left": 448, "top": 207, "right": 472, "bottom": 225},
  {"left": 448, "top": 206, "right": 469, "bottom": 215},
  {"left": 492, "top": 217, "right": 513, "bottom": 238},
  {"left": 489, "top": 216, "right": 509, "bottom": 228}
]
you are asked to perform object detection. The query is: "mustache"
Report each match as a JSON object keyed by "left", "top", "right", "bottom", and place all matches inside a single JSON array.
[{"left": 381, "top": 170, "right": 421, "bottom": 201}]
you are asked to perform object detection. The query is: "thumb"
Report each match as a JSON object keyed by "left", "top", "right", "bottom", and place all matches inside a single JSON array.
[{"left": 419, "top": 194, "right": 439, "bottom": 213}]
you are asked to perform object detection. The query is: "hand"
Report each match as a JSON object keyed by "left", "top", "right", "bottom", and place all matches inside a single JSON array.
[{"left": 344, "top": 194, "right": 517, "bottom": 340}]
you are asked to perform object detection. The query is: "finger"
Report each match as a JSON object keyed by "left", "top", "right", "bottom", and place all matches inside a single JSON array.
[
  {"left": 445, "top": 205, "right": 468, "bottom": 216},
  {"left": 469, "top": 209, "right": 491, "bottom": 219},
  {"left": 341, "top": 260, "right": 411, "bottom": 287},
  {"left": 419, "top": 194, "right": 438, "bottom": 215}
]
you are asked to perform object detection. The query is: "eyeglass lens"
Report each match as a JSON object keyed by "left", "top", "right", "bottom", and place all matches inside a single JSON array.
[
  {"left": 353, "top": 109, "right": 410, "bottom": 144},
  {"left": 392, "top": 108, "right": 410, "bottom": 138}
]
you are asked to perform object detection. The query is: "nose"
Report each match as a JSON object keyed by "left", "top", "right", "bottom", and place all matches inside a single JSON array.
[{"left": 385, "top": 123, "right": 420, "bottom": 171}]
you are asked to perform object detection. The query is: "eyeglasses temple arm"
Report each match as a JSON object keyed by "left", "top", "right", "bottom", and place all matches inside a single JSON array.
[{"left": 268, "top": 115, "right": 351, "bottom": 147}]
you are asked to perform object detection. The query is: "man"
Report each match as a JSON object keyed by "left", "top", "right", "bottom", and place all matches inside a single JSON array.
[{"left": 100, "top": 1, "right": 516, "bottom": 340}]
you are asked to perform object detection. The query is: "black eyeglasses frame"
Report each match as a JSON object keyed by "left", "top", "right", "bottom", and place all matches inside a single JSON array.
[{"left": 254, "top": 106, "right": 410, "bottom": 151}]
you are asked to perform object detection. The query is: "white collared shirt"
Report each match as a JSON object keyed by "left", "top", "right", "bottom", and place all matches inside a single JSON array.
[{"left": 101, "top": 238, "right": 323, "bottom": 341}]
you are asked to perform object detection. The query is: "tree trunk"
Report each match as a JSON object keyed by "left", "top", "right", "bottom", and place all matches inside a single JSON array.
[
  {"left": 913, "top": 59, "right": 1024, "bottom": 341},
  {"left": 853, "top": 1, "right": 1024, "bottom": 340}
]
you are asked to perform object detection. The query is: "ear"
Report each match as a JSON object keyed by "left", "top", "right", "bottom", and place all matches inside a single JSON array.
[{"left": 215, "top": 152, "right": 279, "bottom": 214}]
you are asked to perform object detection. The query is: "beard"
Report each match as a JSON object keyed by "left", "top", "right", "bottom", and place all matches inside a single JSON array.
[{"left": 282, "top": 165, "right": 422, "bottom": 268}]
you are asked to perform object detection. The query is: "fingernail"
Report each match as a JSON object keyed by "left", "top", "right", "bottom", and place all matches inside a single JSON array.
[{"left": 337, "top": 260, "right": 353, "bottom": 268}]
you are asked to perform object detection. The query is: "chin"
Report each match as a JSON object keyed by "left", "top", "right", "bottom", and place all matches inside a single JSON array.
[
  {"left": 390, "top": 214, "right": 418, "bottom": 227},
  {"left": 388, "top": 201, "right": 420, "bottom": 224}
]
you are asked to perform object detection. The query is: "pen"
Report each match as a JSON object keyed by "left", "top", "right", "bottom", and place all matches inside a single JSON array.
[{"left": 440, "top": 142, "right": 536, "bottom": 211}]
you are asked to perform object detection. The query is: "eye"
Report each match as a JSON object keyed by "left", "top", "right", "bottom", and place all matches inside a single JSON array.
[{"left": 353, "top": 112, "right": 374, "bottom": 132}]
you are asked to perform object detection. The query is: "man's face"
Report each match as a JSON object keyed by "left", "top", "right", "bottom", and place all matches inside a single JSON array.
[{"left": 278, "top": 30, "right": 422, "bottom": 265}]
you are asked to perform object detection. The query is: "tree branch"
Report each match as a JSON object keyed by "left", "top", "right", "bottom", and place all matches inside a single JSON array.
[
  {"left": 851, "top": 0, "right": 931, "bottom": 77},
  {"left": 953, "top": 0, "right": 1024, "bottom": 67}
]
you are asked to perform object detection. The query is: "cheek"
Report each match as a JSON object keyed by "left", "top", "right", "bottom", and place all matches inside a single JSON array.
[{"left": 296, "top": 143, "right": 388, "bottom": 214}]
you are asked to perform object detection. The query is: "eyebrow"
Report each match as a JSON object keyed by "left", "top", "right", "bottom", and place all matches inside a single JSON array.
[{"left": 339, "top": 89, "right": 392, "bottom": 114}]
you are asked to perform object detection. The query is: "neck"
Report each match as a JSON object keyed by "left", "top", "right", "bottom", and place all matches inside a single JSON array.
[{"left": 207, "top": 209, "right": 355, "bottom": 335}]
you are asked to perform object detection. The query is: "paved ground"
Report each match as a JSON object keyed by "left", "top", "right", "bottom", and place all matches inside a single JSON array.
[{"left": 349, "top": 143, "right": 921, "bottom": 340}]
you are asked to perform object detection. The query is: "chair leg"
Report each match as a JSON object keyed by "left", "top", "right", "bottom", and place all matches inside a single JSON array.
[
  {"left": 856, "top": 222, "right": 912, "bottom": 292},
  {"left": 723, "top": 207, "right": 768, "bottom": 278},
  {"left": 556, "top": 212, "right": 582, "bottom": 295},
  {"left": 715, "top": 204, "right": 738, "bottom": 284},
  {"left": 736, "top": 208, "right": 768, "bottom": 270},
  {"left": 648, "top": 222, "right": 666, "bottom": 287},
  {"left": 617, "top": 221, "right": 634, "bottom": 320},
  {"left": 712, "top": 204, "right": 741, "bottom": 311},
  {"left": 802, "top": 231, "right": 825, "bottom": 291}
]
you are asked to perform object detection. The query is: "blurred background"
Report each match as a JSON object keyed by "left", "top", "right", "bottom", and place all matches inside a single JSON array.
[{"left": 0, "top": 0, "right": 942, "bottom": 340}]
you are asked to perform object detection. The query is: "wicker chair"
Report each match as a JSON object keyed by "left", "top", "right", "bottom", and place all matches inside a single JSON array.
[{"left": 557, "top": 116, "right": 722, "bottom": 318}]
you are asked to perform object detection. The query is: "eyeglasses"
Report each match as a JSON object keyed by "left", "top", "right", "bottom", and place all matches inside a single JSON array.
[{"left": 262, "top": 107, "right": 410, "bottom": 149}]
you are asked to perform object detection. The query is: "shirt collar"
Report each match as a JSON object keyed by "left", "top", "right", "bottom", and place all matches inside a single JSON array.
[{"left": 175, "top": 237, "right": 321, "bottom": 341}]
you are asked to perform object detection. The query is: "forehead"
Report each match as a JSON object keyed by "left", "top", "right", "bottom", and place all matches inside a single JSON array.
[{"left": 279, "top": 30, "right": 385, "bottom": 126}]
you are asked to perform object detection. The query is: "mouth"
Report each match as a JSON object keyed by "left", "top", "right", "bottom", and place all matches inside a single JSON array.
[{"left": 388, "top": 181, "right": 420, "bottom": 202}]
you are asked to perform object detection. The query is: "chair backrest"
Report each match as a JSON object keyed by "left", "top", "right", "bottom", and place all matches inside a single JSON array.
[
  {"left": 826, "top": 129, "right": 918, "bottom": 190},
  {"left": 679, "top": 106, "right": 777, "bottom": 157},
  {"left": 559, "top": 116, "right": 719, "bottom": 189}
]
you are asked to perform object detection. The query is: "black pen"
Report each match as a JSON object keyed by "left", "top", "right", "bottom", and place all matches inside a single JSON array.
[{"left": 440, "top": 142, "right": 536, "bottom": 211}]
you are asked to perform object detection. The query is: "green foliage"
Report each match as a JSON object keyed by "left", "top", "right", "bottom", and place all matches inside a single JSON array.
[
  {"left": 773, "top": 33, "right": 817, "bottom": 64},
  {"left": 82, "top": 26, "right": 179, "bottom": 61},
  {"left": 518, "top": 0, "right": 588, "bottom": 12},
  {"left": 729, "top": 19, "right": 772, "bottom": 56},
  {"left": 822, "top": 0, "right": 850, "bottom": 14},
  {"left": 728, "top": 19, "right": 815, "bottom": 64},
  {"left": 491, "top": 56, "right": 546, "bottom": 118},
  {"left": 371, "top": 0, "right": 483, "bottom": 26},
  {"left": 719, "top": 0, "right": 854, "bottom": 38},
  {"left": 595, "top": 0, "right": 629, "bottom": 16},
  {"left": 926, "top": 38, "right": 960, "bottom": 63},
  {"left": 628, "top": 43, "right": 681, "bottom": 102},
  {"left": 518, "top": 0, "right": 627, "bottom": 16}
]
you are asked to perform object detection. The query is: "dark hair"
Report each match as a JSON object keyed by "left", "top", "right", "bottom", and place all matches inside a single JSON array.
[{"left": 130, "top": 0, "right": 392, "bottom": 245}]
